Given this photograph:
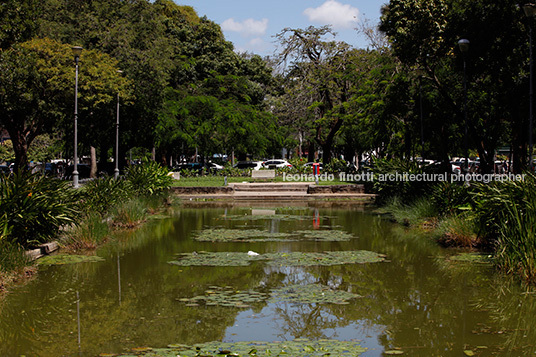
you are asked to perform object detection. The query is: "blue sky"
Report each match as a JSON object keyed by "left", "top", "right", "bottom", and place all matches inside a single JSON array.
[{"left": 178, "top": 0, "right": 389, "bottom": 56}]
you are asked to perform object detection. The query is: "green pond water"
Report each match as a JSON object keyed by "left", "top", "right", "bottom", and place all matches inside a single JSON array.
[{"left": 1, "top": 202, "right": 535, "bottom": 356}]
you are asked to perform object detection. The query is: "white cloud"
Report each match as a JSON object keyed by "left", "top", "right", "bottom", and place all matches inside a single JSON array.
[
  {"left": 303, "top": 0, "right": 359, "bottom": 29},
  {"left": 221, "top": 18, "right": 269, "bottom": 37},
  {"left": 234, "top": 38, "right": 273, "bottom": 55}
]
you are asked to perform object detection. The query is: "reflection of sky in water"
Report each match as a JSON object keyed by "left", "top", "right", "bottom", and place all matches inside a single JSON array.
[
  {"left": 224, "top": 265, "right": 385, "bottom": 353},
  {"left": 223, "top": 304, "right": 385, "bottom": 355}
]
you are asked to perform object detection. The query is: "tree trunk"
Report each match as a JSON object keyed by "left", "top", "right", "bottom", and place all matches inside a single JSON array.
[
  {"left": 10, "top": 129, "right": 29, "bottom": 172},
  {"left": 90, "top": 146, "right": 97, "bottom": 178}
]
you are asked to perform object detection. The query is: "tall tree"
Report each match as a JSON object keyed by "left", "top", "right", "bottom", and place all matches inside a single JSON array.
[
  {"left": 276, "top": 26, "right": 358, "bottom": 164},
  {"left": 380, "top": 0, "right": 530, "bottom": 173},
  {"left": 0, "top": 38, "right": 131, "bottom": 170}
]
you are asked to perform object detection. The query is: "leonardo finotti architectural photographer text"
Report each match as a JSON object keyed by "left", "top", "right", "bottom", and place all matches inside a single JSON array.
[{"left": 283, "top": 172, "right": 525, "bottom": 183}]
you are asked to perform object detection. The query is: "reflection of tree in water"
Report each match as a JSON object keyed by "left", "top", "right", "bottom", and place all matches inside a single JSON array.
[{"left": 273, "top": 303, "right": 341, "bottom": 340}]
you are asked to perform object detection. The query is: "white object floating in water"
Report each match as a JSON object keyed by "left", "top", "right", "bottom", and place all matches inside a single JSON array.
[{"left": 247, "top": 251, "right": 260, "bottom": 256}]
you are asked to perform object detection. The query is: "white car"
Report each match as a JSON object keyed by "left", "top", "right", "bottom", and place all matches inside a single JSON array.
[
  {"left": 263, "top": 159, "right": 292, "bottom": 168},
  {"left": 234, "top": 161, "right": 263, "bottom": 170}
]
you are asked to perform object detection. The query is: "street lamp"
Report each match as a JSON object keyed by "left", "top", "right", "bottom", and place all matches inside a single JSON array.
[
  {"left": 415, "top": 68, "right": 426, "bottom": 167},
  {"left": 114, "top": 70, "right": 123, "bottom": 180},
  {"left": 72, "top": 46, "right": 83, "bottom": 188},
  {"left": 458, "top": 39, "right": 470, "bottom": 173},
  {"left": 524, "top": 4, "right": 536, "bottom": 170}
]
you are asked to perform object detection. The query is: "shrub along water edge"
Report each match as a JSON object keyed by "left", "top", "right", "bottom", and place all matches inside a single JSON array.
[{"left": 377, "top": 165, "right": 536, "bottom": 284}]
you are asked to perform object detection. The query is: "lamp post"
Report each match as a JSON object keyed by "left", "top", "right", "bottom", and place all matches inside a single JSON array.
[
  {"left": 415, "top": 69, "right": 426, "bottom": 167},
  {"left": 525, "top": 4, "right": 536, "bottom": 171},
  {"left": 114, "top": 70, "right": 122, "bottom": 180},
  {"left": 72, "top": 46, "right": 83, "bottom": 188},
  {"left": 458, "top": 39, "right": 470, "bottom": 173}
]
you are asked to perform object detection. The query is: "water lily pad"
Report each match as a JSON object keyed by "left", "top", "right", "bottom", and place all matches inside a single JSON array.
[
  {"left": 169, "top": 252, "right": 263, "bottom": 267},
  {"left": 176, "top": 284, "right": 359, "bottom": 307},
  {"left": 169, "top": 251, "right": 385, "bottom": 267},
  {"left": 217, "top": 214, "right": 334, "bottom": 222},
  {"left": 294, "top": 230, "right": 355, "bottom": 241},
  {"left": 270, "top": 284, "right": 360, "bottom": 304},
  {"left": 38, "top": 254, "right": 105, "bottom": 265},
  {"left": 193, "top": 228, "right": 354, "bottom": 243},
  {"left": 263, "top": 251, "right": 385, "bottom": 267},
  {"left": 194, "top": 229, "right": 295, "bottom": 242},
  {"left": 114, "top": 339, "right": 366, "bottom": 356}
]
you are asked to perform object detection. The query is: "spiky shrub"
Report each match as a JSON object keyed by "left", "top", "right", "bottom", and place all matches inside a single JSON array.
[
  {"left": 79, "top": 176, "right": 130, "bottom": 215},
  {"left": 472, "top": 173, "right": 536, "bottom": 282},
  {"left": 436, "top": 213, "right": 478, "bottom": 247},
  {"left": 0, "top": 213, "right": 10, "bottom": 242},
  {"left": 0, "top": 171, "right": 79, "bottom": 247},
  {"left": 64, "top": 213, "right": 110, "bottom": 250},
  {"left": 125, "top": 160, "right": 173, "bottom": 197},
  {"left": 431, "top": 182, "right": 472, "bottom": 216},
  {"left": 384, "top": 195, "right": 437, "bottom": 227},
  {"left": 110, "top": 198, "right": 147, "bottom": 228},
  {"left": 372, "top": 158, "right": 432, "bottom": 203}
]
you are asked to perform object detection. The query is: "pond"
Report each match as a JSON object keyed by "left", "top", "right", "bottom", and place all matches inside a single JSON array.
[{"left": 0, "top": 202, "right": 535, "bottom": 356}]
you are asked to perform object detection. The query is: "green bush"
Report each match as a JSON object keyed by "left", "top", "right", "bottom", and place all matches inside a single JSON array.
[
  {"left": 471, "top": 173, "right": 536, "bottom": 282},
  {"left": 435, "top": 213, "right": 478, "bottom": 247},
  {"left": 431, "top": 182, "right": 472, "bottom": 216},
  {"left": 0, "top": 171, "right": 78, "bottom": 247},
  {"left": 111, "top": 198, "right": 147, "bottom": 227},
  {"left": 79, "top": 176, "right": 130, "bottom": 215},
  {"left": 384, "top": 195, "right": 437, "bottom": 227},
  {"left": 125, "top": 160, "right": 173, "bottom": 196},
  {"left": 63, "top": 213, "right": 110, "bottom": 250},
  {"left": 372, "top": 158, "right": 432, "bottom": 203}
]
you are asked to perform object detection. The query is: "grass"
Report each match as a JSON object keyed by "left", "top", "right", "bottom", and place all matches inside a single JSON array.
[
  {"left": 382, "top": 196, "right": 438, "bottom": 227},
  {"left": 0, "top": 242, "right": 36, "bottom": 294}
]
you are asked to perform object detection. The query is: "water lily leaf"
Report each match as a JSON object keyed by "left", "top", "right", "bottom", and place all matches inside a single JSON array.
[
  {"left": 169, "top": 251, "right": 385, "bottom": 267},
  {"left": 38, "top": 254, "right": 105, "bottom": 265}
]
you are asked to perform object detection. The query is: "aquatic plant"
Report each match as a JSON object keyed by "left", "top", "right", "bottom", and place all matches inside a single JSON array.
[
  {"left": 176, "top": 283, "right": 360, "bottom": 307},
  {"left": 193, "top": 229, "right": 355, "bottom": 242},
  {"left": 37, "top": 254, "right": 105, "bottom": 265},
  {"left": 62, "top": 213, "right": 111, "bottom": 250},
  {"left": 114, "top": 338, "right": 367, "bottom": 356},
  {"left": 169, "top": 251, "right": 386, "bottom": 267},
  {"left": 110, "top": 198, "right": 148, "bottom": 228},
  {"left": 472, "top": 173, "right": 536, "bottom": 282}
]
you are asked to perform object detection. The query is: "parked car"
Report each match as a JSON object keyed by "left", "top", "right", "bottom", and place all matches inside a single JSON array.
[
  {"left": 262, "top": 159, "right": 292, "bottom": 169},
  {"left": 205, "top": 162, "right": 224, "bottom": 171},
  {"left": 64, "top": 164, "right": 91, "bottom": 179},
  {"left": 233, "top": 161, "right": 263, "bottom": 170},
  {"left": 173, "top": 163, "right": 204, "bottom": 173}
]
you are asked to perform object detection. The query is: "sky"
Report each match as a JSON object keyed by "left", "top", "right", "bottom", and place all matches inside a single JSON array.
[{"left": 178, "top": 0, "right": 389, "bottom": 56}]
